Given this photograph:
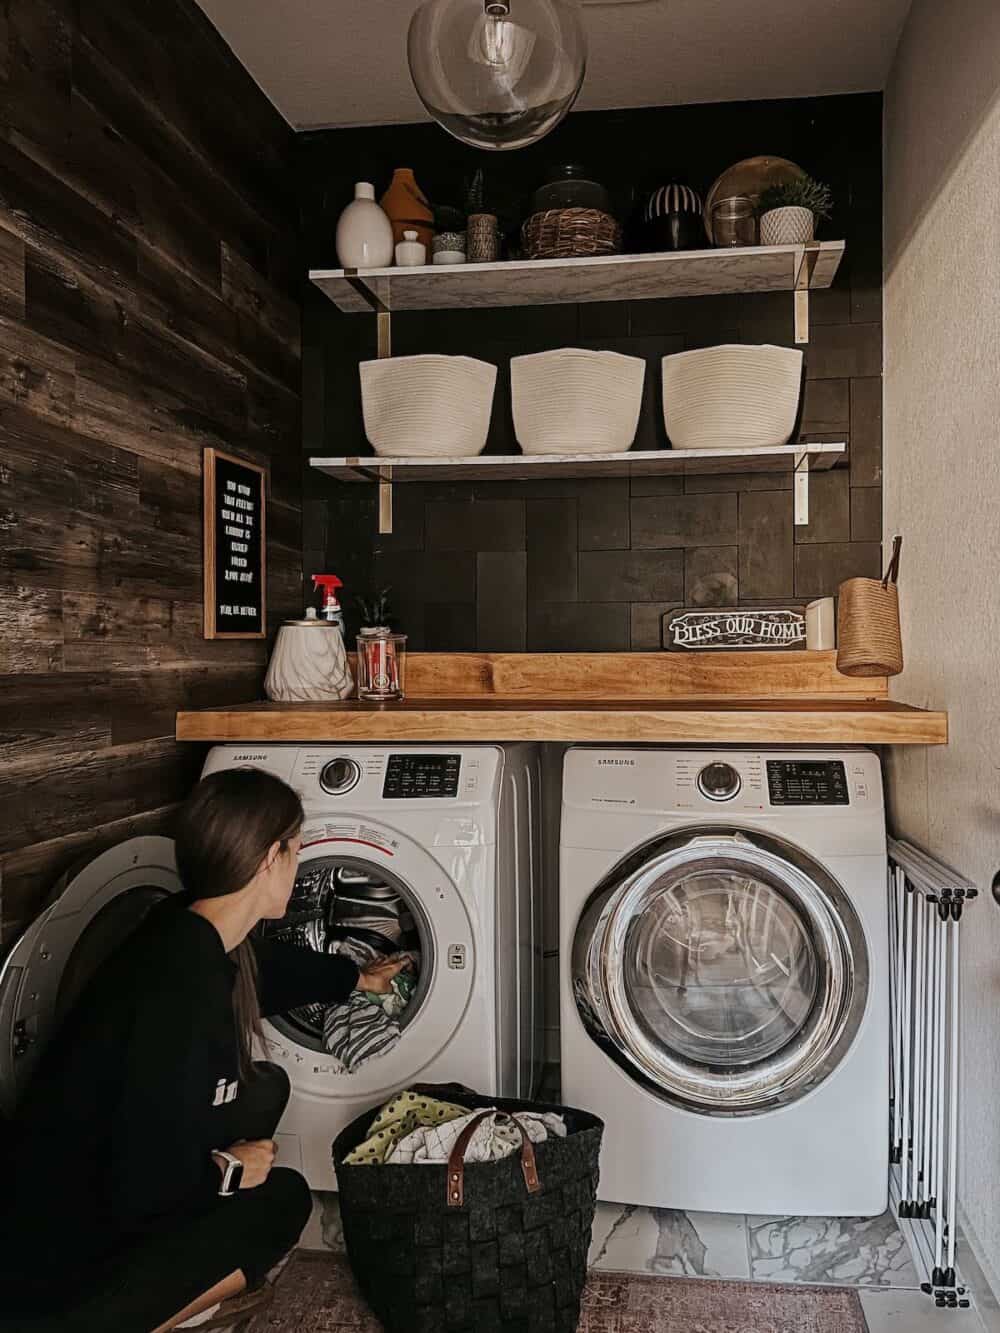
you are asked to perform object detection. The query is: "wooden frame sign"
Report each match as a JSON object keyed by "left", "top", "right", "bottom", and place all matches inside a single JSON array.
[{"left": 203, "top": 447, "right": 267, "bottom": 639}]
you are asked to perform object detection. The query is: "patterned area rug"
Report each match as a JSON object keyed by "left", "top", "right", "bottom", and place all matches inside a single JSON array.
[{"left": 245, "top": 1251, "right": 868, "bottom": 1332}]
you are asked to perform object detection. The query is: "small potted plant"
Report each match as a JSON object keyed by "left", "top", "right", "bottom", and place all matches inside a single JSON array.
[
  {"left": 431, "top": 201, "right": 468, "bottom": 265},
  {"left": 757, "top": 176, "right": 833, "bottom": 246}
]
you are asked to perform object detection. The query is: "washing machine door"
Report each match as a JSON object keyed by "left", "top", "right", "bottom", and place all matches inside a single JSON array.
[
  {"left": 573, "top": 827, "right": 868, "bottom": 1115},
  {"left": 256, "top": 817, "right": 476, "bottom": 1098},
  {"left": 0, "top": 837, "right": 180, "bottom": 1117}
]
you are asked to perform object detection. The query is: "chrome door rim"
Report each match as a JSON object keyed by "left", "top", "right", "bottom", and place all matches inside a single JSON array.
[{"left": 573, "top": 828, "right": 869, "bottom": 1115}]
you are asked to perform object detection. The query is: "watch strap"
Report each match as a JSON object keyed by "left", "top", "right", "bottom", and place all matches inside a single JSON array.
[{"left": 213, "top": 1150, "right": 243, "bottom": 1197}]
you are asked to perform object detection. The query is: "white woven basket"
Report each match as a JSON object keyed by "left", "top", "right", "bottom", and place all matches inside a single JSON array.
[
  {"left": 511, "top": 349, "right": 646, "bottom": 455},
  {"left": 661, "top": 344, "right": 803, "bottom": 450},
  {"left": 360, "top": 355, "right": 497, "bottom": 458}
]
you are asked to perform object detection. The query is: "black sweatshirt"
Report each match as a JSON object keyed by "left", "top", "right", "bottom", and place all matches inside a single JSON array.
[{"left": 0, "top": 898, "right": 358, "bottom": 1299}]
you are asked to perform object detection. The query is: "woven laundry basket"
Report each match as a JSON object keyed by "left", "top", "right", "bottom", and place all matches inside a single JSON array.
[
  {"left": 333, "top": 1087, "right": 603, "bottom": 1333},
  {"left": 837, "top": 537, "right": 903, "bottom": 677}
]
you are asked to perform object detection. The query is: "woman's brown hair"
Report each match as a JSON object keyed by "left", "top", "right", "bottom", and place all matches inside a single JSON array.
[{"left": 173, "top": 768, "right": 304, "bottom": 1080}]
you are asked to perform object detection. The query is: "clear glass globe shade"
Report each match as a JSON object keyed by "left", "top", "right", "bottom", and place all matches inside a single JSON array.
[{"left": 408, "top": 0, "right": 587, "bottom": 151}]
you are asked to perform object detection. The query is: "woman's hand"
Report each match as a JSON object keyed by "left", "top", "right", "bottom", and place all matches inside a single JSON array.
[
  {"left": 357, "top": 956, "right": 412, "bottom": 995},
  {"left": 222, "top": 1139, "right": 276, "bottom": 1190}
]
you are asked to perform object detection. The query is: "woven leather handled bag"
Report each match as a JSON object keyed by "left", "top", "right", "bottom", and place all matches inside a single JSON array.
[{"left": 333, "top": 1088, "right": 604, "bottom": 1333}]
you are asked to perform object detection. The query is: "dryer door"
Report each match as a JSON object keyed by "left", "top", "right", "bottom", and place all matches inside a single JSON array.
[
  {"left": 256, "top": 818, "right": 476, "bottom": 1099},
  {"left": 572, "top": 827, "right": 869, "bottom": 1115},
  {"left": 0, "top": 837, "right": 180, "bottom": 1116}
]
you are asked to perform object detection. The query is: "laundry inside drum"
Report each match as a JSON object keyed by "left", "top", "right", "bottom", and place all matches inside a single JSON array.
[
  {"left": 258, "top": 857, "right": 431, "bottom": 1057},
  {"left": 624, "top": 869, "right": 820, "bottom": 1069}
]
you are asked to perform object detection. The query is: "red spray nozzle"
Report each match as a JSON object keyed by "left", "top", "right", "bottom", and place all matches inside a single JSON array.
[{"left": 311, "top": 574, "right": 343, "bottom": 607}]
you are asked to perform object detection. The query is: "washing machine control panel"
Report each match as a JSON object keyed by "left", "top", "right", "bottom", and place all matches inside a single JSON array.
[
  {"left": 766, "top": 760, "right": 849, "bottom": 805},
  {"left": 382, "top": 753, "right": 461, "bottom": 799}
]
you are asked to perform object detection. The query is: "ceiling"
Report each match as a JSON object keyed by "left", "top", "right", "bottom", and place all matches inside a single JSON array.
[{"left": 196, "top": 0, "right": 913, "bottom": 131}]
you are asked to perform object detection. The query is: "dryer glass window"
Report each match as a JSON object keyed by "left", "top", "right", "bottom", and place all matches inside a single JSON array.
[
  {"left": 624, "top": 870, "right": 818, "bottom": 1068},
  {"left": 258, "top": 857, "right": 433, "bottom": 1056}
]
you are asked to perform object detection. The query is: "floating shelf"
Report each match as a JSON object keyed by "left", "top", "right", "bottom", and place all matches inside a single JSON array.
[
  {"left": 310, "top": 442, "right": 844, "bottom": 531},
  {"left": 310, "top": 241, "right": 845, "bottom": 316},
  {"left": 310, "top": 442, "right": 845, "bottom": 485}
]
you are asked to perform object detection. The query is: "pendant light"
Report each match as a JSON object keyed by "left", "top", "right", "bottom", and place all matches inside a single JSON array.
[{"left": 407, "top": 0, "right": 587, "bottom": 151}]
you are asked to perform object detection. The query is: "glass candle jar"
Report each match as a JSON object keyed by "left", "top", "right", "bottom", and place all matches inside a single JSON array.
[
  {"left": 356, "top": 628, "right": 407, "bottom": 701},
  {"left": 711, "top": 195, "right": 756, "bottom": 247}
]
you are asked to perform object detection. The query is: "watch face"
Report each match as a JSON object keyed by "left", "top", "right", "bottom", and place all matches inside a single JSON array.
[{"left": 227, "top": 1160, "right": 244, "bottom": 1194}]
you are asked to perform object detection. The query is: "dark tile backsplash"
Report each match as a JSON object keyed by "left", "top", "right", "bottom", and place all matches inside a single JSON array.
[{"left": 300, "top": 93, "right": 884, "bottom": 650}]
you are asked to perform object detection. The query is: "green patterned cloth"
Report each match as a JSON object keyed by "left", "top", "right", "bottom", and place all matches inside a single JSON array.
[{"left": 344, "top": 1089, "right": 468, "bottom": 1165}]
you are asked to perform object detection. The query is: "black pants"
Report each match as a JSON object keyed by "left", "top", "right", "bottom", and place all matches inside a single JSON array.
[{"left": 9, "top": 1063, "right": 311, "bottom": 1333}]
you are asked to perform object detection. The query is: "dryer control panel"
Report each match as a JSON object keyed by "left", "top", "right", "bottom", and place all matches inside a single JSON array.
[
  {"left": 382, "top": 753, "right": 461, "bottom": 799},
  {"left": 766, "top": 760, "right": 849, "bottom": 805}
]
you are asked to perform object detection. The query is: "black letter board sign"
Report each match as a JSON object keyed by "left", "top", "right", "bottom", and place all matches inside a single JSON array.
[{"left": 203, "top": 448, "right": 267, "bottom": 639}]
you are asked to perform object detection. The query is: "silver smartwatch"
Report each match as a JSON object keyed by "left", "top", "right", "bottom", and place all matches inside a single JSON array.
[{"left": 213, "top": 1150, "right": 244, "bottom": 1197}]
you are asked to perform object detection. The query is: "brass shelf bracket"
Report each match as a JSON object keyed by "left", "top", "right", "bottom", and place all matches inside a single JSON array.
[{"left": 794, "top": 242, "right": 821, "bottom": 345}]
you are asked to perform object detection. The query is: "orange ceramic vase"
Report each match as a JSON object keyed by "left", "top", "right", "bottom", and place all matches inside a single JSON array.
[{"left": 380, "top": 168, "right": 434, "bottom": 250}]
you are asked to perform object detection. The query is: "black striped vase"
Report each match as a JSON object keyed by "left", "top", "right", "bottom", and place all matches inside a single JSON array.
[{"left": 643, "top": 183, "right": 704, "bottom": 251}]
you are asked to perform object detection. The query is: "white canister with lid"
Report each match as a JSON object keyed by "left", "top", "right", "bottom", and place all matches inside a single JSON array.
[
  {"left": 395, "top": 229, "right": 427, "bottom": 267},
  {"left": 264, "top": 607, "right": 354, "bottom": 702}
]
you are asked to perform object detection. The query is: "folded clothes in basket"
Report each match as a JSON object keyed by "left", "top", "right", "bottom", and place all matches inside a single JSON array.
[
  {"left": 343, "top": 1089, "right": 567, "bottom": 1166},
  {"left": 322, "top": 939, "right": 420, "bottom": 1073},
  {"left": 387, "top": 1106, "right": 566, "bottom": 1165}
]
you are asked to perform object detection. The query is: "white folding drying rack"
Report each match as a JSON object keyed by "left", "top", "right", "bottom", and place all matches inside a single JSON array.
[{"left": 888, "top": 838, "right": 978, "bottom": 1312}]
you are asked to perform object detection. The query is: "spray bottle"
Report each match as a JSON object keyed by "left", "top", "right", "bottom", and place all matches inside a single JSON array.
[{"left": 312, "top": 574, "right": 345, "bottom": 630}]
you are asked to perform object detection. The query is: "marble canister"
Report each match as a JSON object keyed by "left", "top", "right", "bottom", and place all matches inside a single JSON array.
[
  {"left": 806, "top": 597, "right": 836, "bottom": 651},
  {"left": 265, "top": 621, "right": 354, "bottom": 701}
]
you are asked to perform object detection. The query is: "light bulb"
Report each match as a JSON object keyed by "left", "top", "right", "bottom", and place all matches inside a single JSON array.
[{"left": 408, "top": 0, "right": 587, "bottom": 152}]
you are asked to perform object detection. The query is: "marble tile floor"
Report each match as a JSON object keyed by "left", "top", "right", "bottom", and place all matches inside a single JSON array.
[{"left": 294, "top": 1194, "right": 984, "bottom": 1330}]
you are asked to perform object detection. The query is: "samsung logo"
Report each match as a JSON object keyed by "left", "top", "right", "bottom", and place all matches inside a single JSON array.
[
  {"left": 598, "top": 759, "right": 636, "bottom": 767},
  {"left": 233, "top": 753, "right": 268, "bottom": 761}
]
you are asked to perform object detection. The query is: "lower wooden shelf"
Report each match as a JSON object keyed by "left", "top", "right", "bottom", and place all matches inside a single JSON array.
[{"left": 176, "top": 698, "right": 947, "bottom": 746}]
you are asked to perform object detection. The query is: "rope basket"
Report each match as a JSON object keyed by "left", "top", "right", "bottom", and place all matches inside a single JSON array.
[
  {"left": 837, "top": 536, "right": 903, "bottom": 677},
  {"left": 522, "top": 208, "right": 622, "bottom": 260}
]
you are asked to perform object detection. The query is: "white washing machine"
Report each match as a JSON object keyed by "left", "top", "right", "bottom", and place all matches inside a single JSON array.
[
  {"left": 0, "top": 744, "right": 543, "bottom": 1192},
  {"left": 560, "top": 746, "right": 889, "bottom": 1217}
]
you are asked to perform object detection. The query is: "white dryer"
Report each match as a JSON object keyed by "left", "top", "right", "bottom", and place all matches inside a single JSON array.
[
  {"left": 0, "top": 745, "right": 543, "bottom": 1193},
  {"left": 560, "top": 747, "right": 889, "bottom": 1217}
]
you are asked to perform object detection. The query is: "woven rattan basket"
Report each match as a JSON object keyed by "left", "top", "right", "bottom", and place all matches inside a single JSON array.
[
  {"left": 837, "top": 537, "right": 903, "bottom": 677},
  {"left": 522, "top": 208, "right": 622, "bottom": 260}
]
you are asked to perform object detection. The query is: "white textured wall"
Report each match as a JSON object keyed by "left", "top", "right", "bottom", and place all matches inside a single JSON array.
[{"left": 885, "top": 0, "right": 1000, "bottom": 1283}]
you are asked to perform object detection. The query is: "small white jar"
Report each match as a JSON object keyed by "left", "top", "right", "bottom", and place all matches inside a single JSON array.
[{"left": 395, "top": 229, "right": 427, "bottom": 267}]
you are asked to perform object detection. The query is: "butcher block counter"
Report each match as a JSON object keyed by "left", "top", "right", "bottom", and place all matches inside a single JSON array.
[{"left": 175, "top": 652, "right": 947, "bottom": 746}]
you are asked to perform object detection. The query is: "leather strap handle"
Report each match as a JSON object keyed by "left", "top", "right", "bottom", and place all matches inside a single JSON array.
[{"left": 446, "top": 1111, "right": 541, "bottom": 1208}]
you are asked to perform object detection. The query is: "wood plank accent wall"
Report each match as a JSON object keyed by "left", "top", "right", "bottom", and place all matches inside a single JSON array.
[{"left": 0, "top": 0, "right": 302, "bottom": 942}]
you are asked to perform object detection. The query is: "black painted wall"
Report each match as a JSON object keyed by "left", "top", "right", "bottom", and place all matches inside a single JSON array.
[{"left": 299, "top": 93, "right": 882, "bottom": 650}]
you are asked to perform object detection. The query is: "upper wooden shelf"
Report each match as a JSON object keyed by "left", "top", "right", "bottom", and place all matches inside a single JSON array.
[
  {"left": 310, "top": 241, "right": 845, "bottom": 315},
  {"left": 311, "top": 442, "right": 844, "bottom": 485},
  {"left": 176, "top": 653, "right": 948, "bottom": 747}
]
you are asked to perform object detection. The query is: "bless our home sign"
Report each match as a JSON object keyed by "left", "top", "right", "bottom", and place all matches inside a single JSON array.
[{"left": 666, "top": 608, "right": 806, "bottom": 651}]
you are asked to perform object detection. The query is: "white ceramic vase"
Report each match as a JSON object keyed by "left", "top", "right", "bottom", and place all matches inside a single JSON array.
[
  {"left": 336, "top": 183, "right": 394, "bottom": 269},
  {"left": 759, "top": 206, "right": 815, "bottom": 246},
  {"left": 264, "top": 623, "right": 354, "bottom": 701}
]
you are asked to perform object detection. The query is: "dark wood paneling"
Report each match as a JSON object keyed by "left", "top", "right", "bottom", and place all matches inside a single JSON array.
[{"left": 0, "top": 0, "right": 301, "bottom": 941}]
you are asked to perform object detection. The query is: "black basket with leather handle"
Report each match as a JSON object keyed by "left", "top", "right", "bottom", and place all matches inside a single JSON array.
[{"left": 332, "top": 1087, "right": 603, "bottom": 1333}]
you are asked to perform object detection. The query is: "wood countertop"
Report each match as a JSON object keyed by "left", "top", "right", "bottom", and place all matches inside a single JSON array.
[
  {"left": 175, "top": 653, "right": 947, "bottom": 747},
  {"left": 176, "top": 696, "right": 946, "bottom": 745}
]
